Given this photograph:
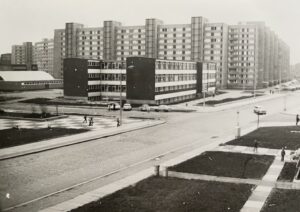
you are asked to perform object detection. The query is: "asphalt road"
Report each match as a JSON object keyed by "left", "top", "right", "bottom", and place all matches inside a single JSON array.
[{"left": 1, "top": 91, "right": 300, "bottom": 212}]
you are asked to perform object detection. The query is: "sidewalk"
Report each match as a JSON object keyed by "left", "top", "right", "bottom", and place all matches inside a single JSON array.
[
  {"left": 172, "top": 90, "right": 286, "bottom": 113},
  {"left": 0, "top": 118, "right": 165, "bottom": 160},
  {"left": 39, "top": 121, "right": 299, "bottom": 212}
]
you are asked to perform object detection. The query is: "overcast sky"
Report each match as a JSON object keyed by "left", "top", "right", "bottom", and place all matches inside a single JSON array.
[{"left": 0, "top": 0, "right": 299, "bottom": 64}]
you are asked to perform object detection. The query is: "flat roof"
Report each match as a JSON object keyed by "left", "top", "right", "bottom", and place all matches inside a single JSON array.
[{"left": 0, "top": 71, "right": 55, "bottom": 82}]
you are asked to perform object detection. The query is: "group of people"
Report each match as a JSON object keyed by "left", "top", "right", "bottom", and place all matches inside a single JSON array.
[
  {"left": 83, "top": 115, "right": 121, "bottom": 127},
  {"left": 254, "top": 139, "right": 286, "bottom": 162},
  {"left": 83, "top": 115, "right": 94, "bottom": 126}
]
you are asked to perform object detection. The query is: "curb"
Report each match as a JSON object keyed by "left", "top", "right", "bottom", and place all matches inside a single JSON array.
[
  {"left": 195, "top": 93, "right": 286, "bottom": 113},
  {"left": 0, "top": 119, "right": 166, "bottom": 160}
]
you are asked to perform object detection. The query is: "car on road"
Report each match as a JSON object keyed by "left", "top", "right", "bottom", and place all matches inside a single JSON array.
[
  {"left": 154, "top": 105, "right": 171, "bottom": 112},
  {"left": 123, "top": 103, "right": 132, "bottom": 111},
  {"left": 108, "top": 102, "right": 120, "bottom": 110},
  {"left": 140, "top": 104, "right": 150, "bottom": 112},
  {"left": 253, "top": 105, "right": 267, "bottom": 115}
]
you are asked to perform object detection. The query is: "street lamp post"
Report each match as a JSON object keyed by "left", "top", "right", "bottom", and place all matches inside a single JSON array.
[
  {"left": 119, "top": 67, "right": 123, "bottom": 126},
  {"left": 253, "top": 69, "right": 256, "bottom": 98},
  {"left": 284, "top": 94, "right": 287, "bottom": 111},
  {"left": 236, "top": 110, "right": 241, "bottom": 138},
  {"left": 203, "top": 90, "right": 206, "bottom": 107}
]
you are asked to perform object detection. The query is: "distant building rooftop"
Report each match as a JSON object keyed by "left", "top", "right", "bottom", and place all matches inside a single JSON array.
[{"left": 0, "top": 71, "right": 55, "bottom": 81}]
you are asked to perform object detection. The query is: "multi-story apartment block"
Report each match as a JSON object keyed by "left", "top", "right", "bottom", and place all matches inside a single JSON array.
[
  {"left": 227, "top": 22, "right": 290, "bottom": 89},
  {"left": 34, "top": 38, "right": 54, "bottom": 76},
  {"left": 228, "top": 23, "right": 259, "bottom": 89},
  {"left": 53, "top": 17, "right": 208, "bottom": 79},
  {"left": 63, "top": 57, "right": 216, "bottom": 104},
  {"left": 204, "top": 23, "right": 228, "bottom": 88},
  {"left": 116, "top": 25, "right": 146, "bottom": 61},
  {"left": 157, "top": 24, "right": 192, "bottom": 61},
  {"left": 0, "top": 53, "right": 11, "bottom": 65},
  {"left": 53, "top": 17, "right": 289, "bottom": 89},
  {"left": 11, "top": 42, "right": 34, "bottom": 70}
]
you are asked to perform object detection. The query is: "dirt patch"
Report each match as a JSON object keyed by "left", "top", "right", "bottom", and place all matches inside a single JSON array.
[
  {"left": 169, "top": 151, "right": 274, "bottom": 179},
  {"left": 1, "top": 128, "right": 89, "bottom": 149},
  {"left": 226, "top": 126, "right": 300, "bottom": 150},
  {"left": 277, "top": 162, "right": 297, "bottom": 182},
  {"left": 261, "top": 189, "right": 300, "bottom": 212},
  {"left": 72, "top": 177, "right": 254, "bottom": 212}
]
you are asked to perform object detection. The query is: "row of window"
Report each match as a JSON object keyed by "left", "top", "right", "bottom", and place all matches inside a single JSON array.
[
  {"left": 155, "top": 84, "right": 196, "bottom": 92},
  {"left": 156, "top": 94, "right": 195, "bottom": 105},
  {"left": 88, "top": 73, "right": 126, "bottom": 81},
  {"left": 158, "top": 50, "right": 190, "bottom": 55},
  {"left": 202, "top": 73, "right": 216, "bottom": 80},
  {"left": 88, "top": 85, "right": 126, "bottom": 92},
  {"left": 161, "top": 27, "right": 188, "bottom": 32},
  {"left": 155, "top": 74, "right": 196, "bottom": 82},
  {"left": 229, "top": 62, "right": 254, "bottom": 67},
  {"left": 22, "top": 80, "right": 62, "bottom": 85},
  {"left": 155, "top": 61, "right": 196, "bottom": 70},
  {"left": 118, "top": 29, "right": 144, "bottom": 33}
]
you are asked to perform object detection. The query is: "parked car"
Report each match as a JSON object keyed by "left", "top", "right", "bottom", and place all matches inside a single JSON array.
[
  {"left": 154, "top": 105, "right": 171, "bottom": 112},
  {"left": 123, "top": 103, "right": 132, "bottom": 111},
  {"left": 253, "top": 105, "right": 267, "bottom": 115},
  {"left": 140, "top": 104, "right": 150, "bottom": 112},
  {"left": 108, "top": 102, "right": 120, "bottom": 110}
]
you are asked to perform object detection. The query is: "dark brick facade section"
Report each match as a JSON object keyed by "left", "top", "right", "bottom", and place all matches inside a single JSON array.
[
  {"left": 64, "top": 58, "right": 88, "bottom": 97},
  {"left": 126, "top": 57, "right": 156, "bottom": 102},
  {"left": 196, "top": 62, "right": 203, "bottom": 94}
]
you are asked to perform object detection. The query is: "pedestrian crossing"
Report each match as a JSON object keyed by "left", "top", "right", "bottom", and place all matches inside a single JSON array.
[{"left": 0, "top": 115, "right": 140, "bottom": 130}]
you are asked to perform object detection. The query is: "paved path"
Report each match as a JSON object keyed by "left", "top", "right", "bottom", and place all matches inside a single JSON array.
[
  {"left": 0, "top": 115, "right": 138, "bottom": 130},
  {"left": 0, "top": 116, "right": 164, "bottom": 160},
  {"left": 39, "top": 133, "right": 300, "bottom": 212}
]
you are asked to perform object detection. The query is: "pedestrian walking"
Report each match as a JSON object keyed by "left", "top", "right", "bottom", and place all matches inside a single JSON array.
[
  {"left": 89, "top": 117, "right": 93, "bottom": 126},
  {"left": 91, "top": 117, "right": 94, "bottom": 126},
  {"left": 117, "top": 118, "right": 120, "bottom": 127},
  {"left": 254, "top": 139, "right": 258, "bottom": 153},
  {"left": 83, "top": 115, "right": 87, "bottom": 123},
  {"left": 296, "top": 114, "right": 299, "bottom": 126},
  {"left": 281, "top": 147, "right": 286, "bottom": 162}
]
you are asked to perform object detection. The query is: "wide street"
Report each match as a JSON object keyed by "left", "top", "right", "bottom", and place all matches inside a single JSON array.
[{"left": 1, "top": 90, "right": 300, "bottom": 211}]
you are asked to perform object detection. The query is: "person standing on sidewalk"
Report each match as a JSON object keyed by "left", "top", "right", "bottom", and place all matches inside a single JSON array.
[
  {"left": 83, "top": 115, "right": 87, "bottom": 123},
  {"left": 117, "top": 118, "right": 120, "bottom": 127},
  {"left": 281, "top": 147, "right": 286, "bottom": 162},
  {"left": 296, "top": 114, "right": 299, "bottom": 126},
  {"left": 253, "top": 140, "right": 258, "bottom": 153}
]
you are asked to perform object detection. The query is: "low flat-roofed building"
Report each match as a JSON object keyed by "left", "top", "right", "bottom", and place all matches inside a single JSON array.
[
  {"left": 63, "top": 57, "right": 216, "bottom": 104},
  {"left": 0, "top": 71, "right": 63, "bottom": 91}
]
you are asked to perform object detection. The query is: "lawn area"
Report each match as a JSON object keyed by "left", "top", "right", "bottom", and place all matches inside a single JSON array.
[
  {"left": 0, "top": 96, "right": 21, "bottom": 102},
  {"left": 169, "top": 151, "right": 274, "bottom": 179},
  {"left": 261, "top": 189, "right": 300, "bottom": 212},
  {"left": 1, "top": 128, "right": 89, "bottom": 149},
  {"left": 196, "top": 95, "right": 262, "bottom": 106},
  {"left": 0, "top": 111, "right": 57, "bottom": 119},
  {"left": 20, "top": 97, "right": 107, "bottom": 107},
  {"left": 72, "top": 177, "right": 254, "bottom": 212},
  {"left": 277, "top": 162, "right": 297, "bottom": 182},
  {"left": 226, "top": 126, "right": 300, "bottom": 150}
]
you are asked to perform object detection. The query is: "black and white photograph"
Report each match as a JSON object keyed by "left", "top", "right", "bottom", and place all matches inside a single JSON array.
[{"left": 1, "top": 0, "right": 300, "bottom": 211}]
